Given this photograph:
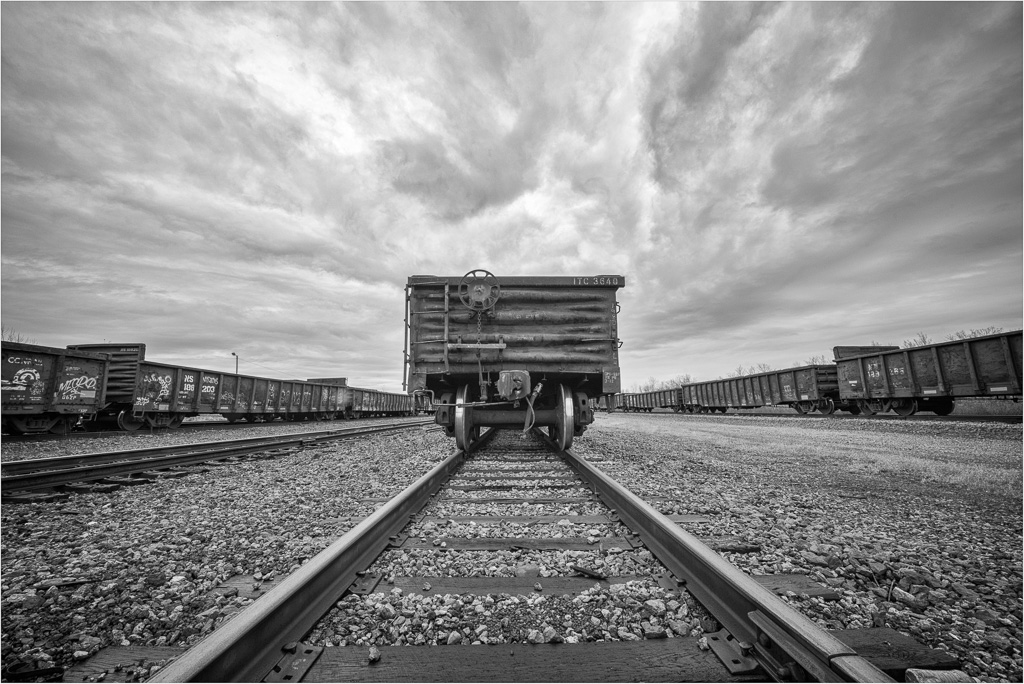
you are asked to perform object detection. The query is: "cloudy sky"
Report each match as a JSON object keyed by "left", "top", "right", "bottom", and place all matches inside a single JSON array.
[{"left": 2, "top": 2, "right": 1021, "bottom": 392}]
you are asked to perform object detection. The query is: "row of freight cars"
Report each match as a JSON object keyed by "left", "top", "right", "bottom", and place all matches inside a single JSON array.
[
  {"left": 1, "top": 341, "right": 419, "bottom": 434},
  {"left": 609, "top": 330, "right": 1022, "bottom": 417}
]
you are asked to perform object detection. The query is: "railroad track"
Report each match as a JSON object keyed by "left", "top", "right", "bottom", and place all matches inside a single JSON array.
[
  {"left": 146, "top": 429, "right": 903, "bottom": 683},
  {"left": 0, "top": 419, "right": 434, "bottom": 494},
  {"left": 1, "top": 415, "right": 435, "bottom": 442},
  {"left": 612, "top": 410, "right": 1022, "bottom": 424}
]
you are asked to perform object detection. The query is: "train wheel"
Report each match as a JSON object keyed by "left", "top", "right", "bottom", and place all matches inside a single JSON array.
[
  {"left": 846, "top": 405, "right": 861, "bottom": 415},
  {"left": 929, "top": 398, "right": 955, "bottom": 416},
  {"left": 548, "top": 383, "right": 575, "bottom": 451},
  {"left": 454, "top": 385, "right": 477, "bottom": 452},
  {"left": 857, "top": 400, "right": 877, "bottom": 416},
  {"left": 167, "top": 414, "right": 185, "bottom": 429},
  {"left": 817, "top": 399, "right": 836, "bottom": 415},
  {"left": 792, "top": 403, "right": 807, "bottom": 414},
  {"left": 892, "top": 399, "right": 918, "bottom": 417},
  {"left": 117, "top": 410, "right": 145, "bottom": 431}
]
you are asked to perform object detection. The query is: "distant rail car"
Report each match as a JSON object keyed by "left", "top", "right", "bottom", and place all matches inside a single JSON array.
[
  {"left": 678, "top": 365, "right": 842, "bottom": 414},
  {"left": 349, "top": 386, "right": 415, "bottom": 418},
  {"left": 611, "top": 330, "right": 1021, "bottom": 418},
  {"left": 68, "top": 343, "right": 350, "bottom": 430},
  {"left": 307, "top": 378, "right": 415, "bottom": 418},
  {"left": 405, "top": 270, "right": 624, "bottom": 450},
  {"left": 1, "top": 342, "right": 110, "bottom": 434},
  {"left": 0, "top": 342, "right": 413, "bottom": 433}
]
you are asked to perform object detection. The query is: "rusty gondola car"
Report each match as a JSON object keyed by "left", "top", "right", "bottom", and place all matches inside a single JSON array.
[
  {"left": 404, "top": 270, "right": 624, "bottom": 450},
  {"left": 834, "top": 330, "right": 1023, "bottom": 416},
  {"left": 1, "top": 342, "right": 110, "bottom": 434},
  {"left": 306, "top": 378, "right": 415, "bottom": 418},
  {"left": 617, "top": 388, "right": 678, "bottom": 412},
  {"left": 68, "top": 343, "right": 344, "bottom": 430},
  {"left": 677, "top": 365, "right": 843, "bottom": 414}
]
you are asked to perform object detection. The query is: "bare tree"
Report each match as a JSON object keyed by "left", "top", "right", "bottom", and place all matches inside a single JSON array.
[
  {"left": 628, "top": 373, "right": 696, "bottom": 392},
  {"left": 1, "top": 324, "right": 34, "bottom": 344},
  {"left": 628, "top": 376, "right": 660, "bottom": 392},
  {"left": 665, "top": 373, "right": 693, "bottom": 388},
  {"left": 945, "top": 327, "right": 1003, "bottom": 341},
  {"left": 902, "top": 331, "right": 933, "bottom": 348},
  {"left": 726, "top": 364, "right": 747, "bottom": 378}
]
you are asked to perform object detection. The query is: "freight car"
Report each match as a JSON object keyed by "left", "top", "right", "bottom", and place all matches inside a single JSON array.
[
  {"left": 833, "top": 330, "right": 1022, "bottom": 416},
  {"left": 349, "top": 386, "right": 415, "bottom": 418},
  {"left": 613, "top": 330, "right": 1022, "bottom": 418},
  {"left": 677, "top": 364, "right": 843, "bottom": 414},
  {"left": 1, "top": 342, "right": 110, "bottom": 434},
  {"left": 306, "top": 378, "right": 415, "bottom": 418},
  {"left": 404, "top": 270, "right": 624, "bottom": 450},
  {"left": 66, "top": 343, "right": 349, "bottom": 430},
  {"left": 617, "top": 388, "right": 678, "bottom": 412}
]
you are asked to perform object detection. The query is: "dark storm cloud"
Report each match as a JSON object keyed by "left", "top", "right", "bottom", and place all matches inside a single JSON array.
[
  {"left": 643, "top": 2, "right": 781, "bottom": 188},
  {"left": 620, "top": 2, "right": 1021, "bottom": 381},
  {"left": 2, "top": 2, "right": 1020, "bottom": 388}
]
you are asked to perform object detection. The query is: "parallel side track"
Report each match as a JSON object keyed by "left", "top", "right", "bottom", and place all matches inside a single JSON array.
[{"left": 1, "top": 419, "right": 433, "bottom": 492}]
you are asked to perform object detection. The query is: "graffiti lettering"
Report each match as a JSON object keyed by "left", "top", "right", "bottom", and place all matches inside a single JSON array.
[
  {"left": 6, "top": 356, "right": 44, "bottom": 366},
  {"left": 139, "top": 372, "right": 173, "bottom": 403},
  {"left": 58, "top": 375, "right": 98, "bottom": 400}
]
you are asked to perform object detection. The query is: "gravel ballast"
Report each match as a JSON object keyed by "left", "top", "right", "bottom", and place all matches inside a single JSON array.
[
  {"left": 1, "top": 428, "right": 448, "bottom": 679},
  {"left": 573, "top": 413, "right": 1022, "bottom": 682},
  {"left": 1, "top": 414, "right": 1020, "bottom": 681}
]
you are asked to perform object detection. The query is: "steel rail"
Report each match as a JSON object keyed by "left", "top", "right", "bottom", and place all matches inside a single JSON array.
[
  {"left": 559, "top": 444, "right": 892, "bottom": 683},
  {"left": 2, "top": 420, "right": 433, "bottom": 492},
  {"left": 2, "top": 418, "right": 386, "bottom": 442},
  {"left": 152, "top": 427, "right": 887, "bottom": 683},
  {"left": 149, "top": 429, "right": 495, "bottom": 683},
  {"left": 611, "top": 410, "right": 1021, "bottom": 423}
]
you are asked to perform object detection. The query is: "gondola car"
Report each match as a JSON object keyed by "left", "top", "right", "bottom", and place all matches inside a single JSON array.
[
  {"left": 306, "top": 378, "right": 415, "bottom": 418},
  {"left": 1, "top": 342, "right": 109, "bottom": 434},
  {"left": 834, "top": 330, "right": 1022, "bottom": 416},
  {"left": 612, "top": 330, "right": 1022, "bottom": 418},
  {"left": 68, "top": 343, "right": 344, "bottom": 429},
  {"left": 677, "top": 364, "right": 843, "bottom": 414},
  {"left": 404, "top": 270, "right": 624, "bottom": 450}
]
